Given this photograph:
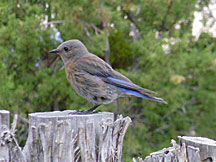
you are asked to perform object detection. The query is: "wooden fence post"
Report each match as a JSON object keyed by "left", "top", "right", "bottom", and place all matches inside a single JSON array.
[
  {"left": 0, "top": 110, "right": 131, "bottom": 162},
  {"left": 0, "top": 110, "right": 10, "bottom": 162},
  {"left": 133, "top": 136, "right": 216, "bottom": 162},
  {"left": 179, "top": 136, "right": 216, "bottom": 161},
  {"left": 2, "top": 109, "right": 216, "bottom": 162}
]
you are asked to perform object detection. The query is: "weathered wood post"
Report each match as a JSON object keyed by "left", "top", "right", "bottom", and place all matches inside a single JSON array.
[
  {"left": 0, "top": 110, "right": 131, "bottom": 162},
  {"left": 179, "top": 136, "right": 216, "bottom": 161},
  {"left": 133, "top": 136, "right": 216, "bottom": 162},
  {"left": 2, "top": 110, "right": 216, "bottom": 162},
  {"left": 0, "top": 110, "right": 10, "bottom": 162}
]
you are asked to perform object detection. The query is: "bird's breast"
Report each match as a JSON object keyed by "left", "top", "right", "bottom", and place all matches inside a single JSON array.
[{"left": 65, "top": 59, "right": 78, "bottom": 81}]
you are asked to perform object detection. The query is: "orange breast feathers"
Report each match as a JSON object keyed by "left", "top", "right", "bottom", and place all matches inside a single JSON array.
[{"left": 65, "top": 59, "right": 78, "bottom": 81}]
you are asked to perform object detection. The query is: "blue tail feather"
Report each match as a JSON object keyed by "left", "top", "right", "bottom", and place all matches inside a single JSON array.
[
  {"left": 105, "top": 76, "right": 157, "bottom": 95},
  {"left": 117, "top": 87, "right": 164, "bottom": 103}
]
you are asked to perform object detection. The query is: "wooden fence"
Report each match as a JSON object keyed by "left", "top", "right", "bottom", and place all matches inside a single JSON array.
[{"left": 0, "top": 110, "right": 215, "bottom": 162}]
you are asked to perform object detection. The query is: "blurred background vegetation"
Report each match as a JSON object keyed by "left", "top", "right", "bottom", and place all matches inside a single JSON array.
[{"left": 1, "top": 0, "right": 216, "bottom": 161}]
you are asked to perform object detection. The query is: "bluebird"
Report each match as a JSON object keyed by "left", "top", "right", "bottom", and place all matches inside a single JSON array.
[{"left": 49, "top": 39, "right": 167, "bottom": 112}]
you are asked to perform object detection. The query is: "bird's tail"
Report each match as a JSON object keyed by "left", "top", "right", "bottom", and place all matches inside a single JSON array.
[
  {"left": 104, "top": 77, "right": 167, "bottom": 104},
  {"left": 118, "top": 87, "right": 167, "bottom": 104}
]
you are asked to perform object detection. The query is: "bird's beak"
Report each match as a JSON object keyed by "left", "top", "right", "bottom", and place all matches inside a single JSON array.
[{"left": 49, "top": 49, "right": 60, "bottom": 54}]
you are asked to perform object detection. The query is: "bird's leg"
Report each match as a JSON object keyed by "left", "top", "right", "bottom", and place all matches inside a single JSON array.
[
  {"left": 87, "top": 104, "right": 101, "bottom": 112},
  {"left": 68, "top": 104, "right": 101, "bottom": 115}
]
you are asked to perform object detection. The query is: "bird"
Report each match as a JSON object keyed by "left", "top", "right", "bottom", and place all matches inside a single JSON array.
[{"left": 49, "top": 39, "right": 167, "bottom": 112}]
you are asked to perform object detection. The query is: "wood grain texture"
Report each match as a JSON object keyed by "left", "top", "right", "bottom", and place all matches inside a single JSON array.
[
  {"left": 1, "top": 110, "right": 216, "bottom": 162},
  {"left": 133, "top": 136, "right": 216, "bottom": 162},
  {"left": 0, "top": 110, "right": 10, "bottom": 162},
  {"left": 4, "top": 110, "right": 132, "bottom": 162}
]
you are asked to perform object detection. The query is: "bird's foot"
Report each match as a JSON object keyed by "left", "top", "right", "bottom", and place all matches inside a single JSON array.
[{"left": 68, "top": 110, "right": 101, "bottom": 115}]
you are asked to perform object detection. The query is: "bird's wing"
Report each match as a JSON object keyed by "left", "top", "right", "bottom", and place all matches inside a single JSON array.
[
  {"left": 74, "top": 54, "right": 112, "bottom": 77},
  {"left": 102, "top": 76, "right": 157, "bottom": 95},
  {"left": 75, "top": 54, "right": 157, "bottom": 95}
]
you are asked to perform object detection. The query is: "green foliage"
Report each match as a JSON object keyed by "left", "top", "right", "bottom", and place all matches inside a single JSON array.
[
  {"left": 1, "top": 0, "right": 216, "bottom": 161},
  {"left": 109, "top": 31, "right": 132, "bottom": 68}
]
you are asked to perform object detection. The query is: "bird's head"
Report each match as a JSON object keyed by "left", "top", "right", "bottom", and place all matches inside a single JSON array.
[{"left": 49, "top": 39, "right": 88, "bottom": 64}]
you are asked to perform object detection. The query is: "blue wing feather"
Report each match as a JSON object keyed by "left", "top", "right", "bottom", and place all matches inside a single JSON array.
[
  {"left": 117, "top": 87, "right": 165, "bottom": 103},
  {"left": 106, "top": 76, "right": 157, "bottom": 94},
  {"left": 107, "top": 77, "right": 133, "bottom": 87},
  {"left": 107, "top": 77, "right": 166, "bottom": 103}
]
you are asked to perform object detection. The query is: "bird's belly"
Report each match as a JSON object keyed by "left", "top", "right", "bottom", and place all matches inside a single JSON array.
[{"left": 69, "top": 74, "right": 118, "bottom": 104}]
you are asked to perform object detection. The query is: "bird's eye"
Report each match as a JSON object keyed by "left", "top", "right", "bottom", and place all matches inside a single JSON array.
[{"left": 64, "top": 47, "right": 69, "bottom": 51}]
